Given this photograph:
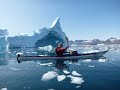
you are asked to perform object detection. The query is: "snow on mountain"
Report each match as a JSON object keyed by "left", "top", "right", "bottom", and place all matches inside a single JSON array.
[
  {"left": 8, "top": 17, "right": 68, "bottom": 48},
  {"left": 107, "top": 37, "right": 117, "bottom": 42}
]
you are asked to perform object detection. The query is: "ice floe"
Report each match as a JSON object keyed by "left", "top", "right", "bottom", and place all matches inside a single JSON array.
[
  {"left": 75, "top": 85, "right": 81, "bottom": 88},
  {"left": 67, "top": 75, "right": 84, "bottom": 84},
  {"left": 48, "top": 89, "right": 54, "bottom": 90},
  {"left": 88, "top": 65, "right": 95, "bottom": 68},
  {"left": 41, "top": 71, "right": 58, "bottom": 81},
  {"left": 63, "top": 70, "right": 70, "bottom": 74},
  {"left": 72, "top": 71, "right": 81, "bottom": 76},
  {"left": 0, "top": 88, "right": 7, "bottom": 90},
  {"left": 83, "top": 59, "right": 91, "bottom": 62},
  {"left": 10, "top": 68, "right": 20, "bottom": 71},
  {"left": 38, "top": 62, "right": 53, "bottom": 66},
  {"left": 98, "top": 58, "right": 108, "bottom": 62},
  {"left": 57, "top": 75, "right": 66, "bottom": 82}
]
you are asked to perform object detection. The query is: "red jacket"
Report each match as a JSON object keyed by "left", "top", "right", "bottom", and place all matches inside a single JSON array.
[{"left": 55, "top": 47, "right": 67, "bottom": 56}]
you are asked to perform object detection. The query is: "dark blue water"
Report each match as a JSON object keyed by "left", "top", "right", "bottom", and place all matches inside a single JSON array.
[{"left": 0, "top": 47, "right": 120, "bottom": 90}]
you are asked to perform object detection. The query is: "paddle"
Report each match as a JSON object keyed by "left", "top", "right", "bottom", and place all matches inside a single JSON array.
[{"left": 66, "top": 37, "right": 71, "bottom": 53}]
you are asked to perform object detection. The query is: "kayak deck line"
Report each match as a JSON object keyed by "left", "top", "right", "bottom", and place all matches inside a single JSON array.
[{"left": 17, "top": 50, "right": 108, "bottom": 63}]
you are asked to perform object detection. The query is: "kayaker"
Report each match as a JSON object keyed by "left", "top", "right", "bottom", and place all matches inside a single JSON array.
[{"left": 55, "top": 43, "right": 69, "bottom": 56}]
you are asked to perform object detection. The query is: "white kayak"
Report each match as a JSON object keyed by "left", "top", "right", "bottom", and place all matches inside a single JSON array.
[{"left": 17, "top": 50, "right": 108, "bottom": 63}]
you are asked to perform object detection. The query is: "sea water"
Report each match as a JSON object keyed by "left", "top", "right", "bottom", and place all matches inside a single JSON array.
[{"left": 0, "top": 45, "right": 120, "bottom": 90}]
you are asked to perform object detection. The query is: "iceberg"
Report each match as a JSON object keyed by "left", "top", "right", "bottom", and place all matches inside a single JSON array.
[
  {"left": 0, "top": 29, "right": 9, "bottom": 51},
  {"left": 8, "top": 17, "right": 68, "bottom": 49}
]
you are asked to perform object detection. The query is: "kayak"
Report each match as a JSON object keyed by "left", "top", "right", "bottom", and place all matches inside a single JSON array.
[{"left": 17, "top": 50, "right": 108, "bottom": 63}]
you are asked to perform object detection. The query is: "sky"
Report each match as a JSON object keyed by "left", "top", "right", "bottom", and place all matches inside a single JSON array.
[{"left": 0, "top": 0, "right": 120, "bottom": 40}]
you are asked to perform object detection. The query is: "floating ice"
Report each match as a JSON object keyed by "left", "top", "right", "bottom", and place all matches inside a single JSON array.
[
  {"left": 38, "top": 45, "right": 53, "bottom": 52},
  {"left": 0, "top": 88, "right": 7, "bottom": 90},
  {"left": 38, "top": 62, "right": 53, "bottom": 66},
  {"left": 72, "top": 71, "right": 81, "bottom": 76},
  {"left": 48, "top": 89, "right": 54, "bottom": 90},
  {"left": 83, "top": 59, "right": 91, "bottom": 62},
  {"left": 41, "top": 71, "right": 58, "bottom": 81},
  {"left": 57, "top": 75, "right": 66, "bottom": 82},
  {"left": 88, "top": 65, "right": 95, "bottom": 67},
  {"left": 67, "top": 75, "right": 84, "bottom": 84},
  {"left": 63, "top": 70, "right": 70, "bottom": 74},
  {"left": 98, "top": 58, "right": 107, "bottom": 62},
  {"left": 10, "top": 68, "right": 20, "bottom": 71},
  {"left": 75, "top": 85, "right": 81, "bottom": 88}
]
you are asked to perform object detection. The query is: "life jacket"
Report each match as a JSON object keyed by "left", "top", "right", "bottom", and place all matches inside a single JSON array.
[{"left": 55, "top": 47, "right": 67, "bottom": 56}]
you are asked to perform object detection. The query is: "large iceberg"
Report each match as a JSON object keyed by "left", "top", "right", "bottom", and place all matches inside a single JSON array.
[
  {"left": 8, "top": 17, "right": 68, "bottom": 49},
  {"left": 0, "top": 29, "right": 9, "bottom": 51}
]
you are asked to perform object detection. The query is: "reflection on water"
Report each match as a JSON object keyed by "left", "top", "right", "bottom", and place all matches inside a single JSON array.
[{"left": 0, "top": 46, "right": 120, "bottom": 90}]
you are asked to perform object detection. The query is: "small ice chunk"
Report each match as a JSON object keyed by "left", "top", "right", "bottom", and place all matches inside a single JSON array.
[
  {"left": 10, "top": 68, "right": 20, "bottom": 71},
  {"left": 38, "top": 62, "right": 53, "bottom": 66},
  {"left": 41, "top": 71, "right": 58, "bottom": 81},
  {"left": 0, "top": 88, "right": 7, "bottom": 90},
  {"left": 57, "top": 75, "right": 66, "bottom": 82},
  {"left": 72, "top": 71, "right": 81, "bottom": 76},
  {"left": 67, "top": 75, "right": 84, "bottom": 84},
  {"left": 48, "top": 89, "right": 54, "bottom": 90},
  {"left": 75, "top": 85, "right": 81, "bottom": 88},
  {"left": 98, "top": 58, "right": 107, "bottom": 62},
  {"left": 63, "top": 70, "right": 70, "bottom": 74},
  {"left": 88, "top": 65, "right": 95, "bottom": 68},
  {"left": 83, "top": 59, "right": 91, "bottom": 62}
]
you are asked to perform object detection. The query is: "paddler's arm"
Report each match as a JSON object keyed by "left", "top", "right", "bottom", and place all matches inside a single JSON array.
[{"left": 63, "top": 45, "right": 69, "bottom": 51}]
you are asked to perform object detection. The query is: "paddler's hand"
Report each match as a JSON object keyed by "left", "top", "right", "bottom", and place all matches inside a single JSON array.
[{"left": 67, "top": 45, "right": 69, "bottom": 48}]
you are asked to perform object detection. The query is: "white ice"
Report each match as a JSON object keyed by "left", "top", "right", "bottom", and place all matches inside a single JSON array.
[
  {"left": 67, "top": 75, "right": 84, "bottom": 85},
  {"left": 63, "top": 70, "right": 70, "bottom": 74},
  {"left": 10, "top": 68, "right": 20, "bottom": 71},
  {"left": 0, "top": 88, "right": 7, "bottom": 90},
  {"left": 88, "top": 65, "right": 95, "bottom": 67},
  {"left": 75, "top": 85, "right": 81, "bottom": 88},
  {"left": 38, "top": 62, "right": 53, "bottom": 66},
  {"left": 41, "top": 71, "right": 58, "bottom": 81},
  {"left": 98, "top": 58, "right": 107, "bottom": 62},
  {"left": 38, "top": 45, "right": 53, "bottom": 52},
  {"left": 57, "top": 75, "right": 66, "bottom": 82},
  {"left": 83, "top": 59, "right": 91, "bottom": 62},
  {"left": 72, "top": 71, "right": 81, "bottom": 76},
  {"left": 48, "top": 89, "right": 54, "bottom": 90}
]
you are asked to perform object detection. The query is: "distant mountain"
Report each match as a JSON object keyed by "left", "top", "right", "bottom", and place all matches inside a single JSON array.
[{"left": 69, "top": 37, "right": 120, "bottom": 46}]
